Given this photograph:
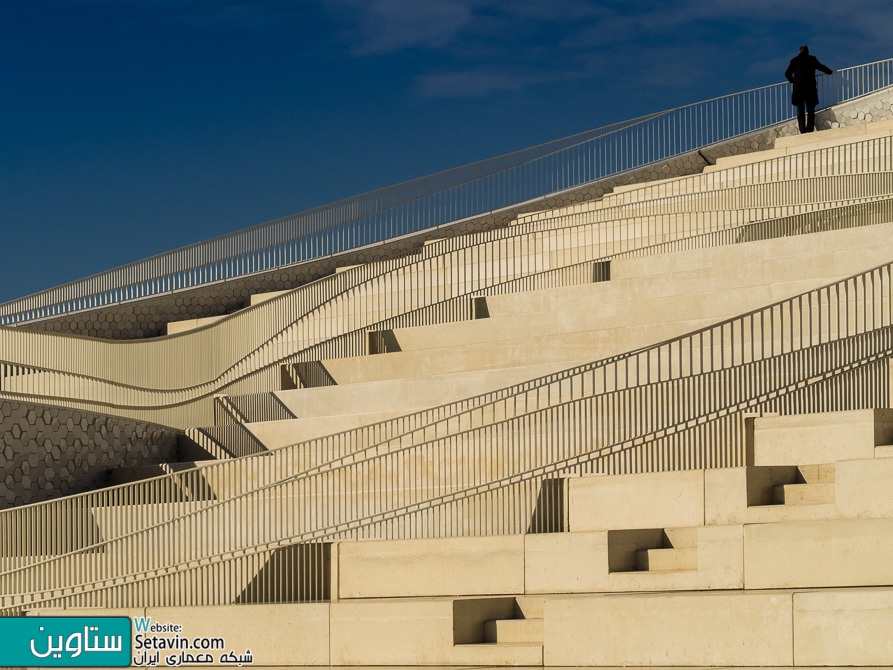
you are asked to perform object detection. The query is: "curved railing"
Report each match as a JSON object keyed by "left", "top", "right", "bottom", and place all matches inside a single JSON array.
[
  {"left": 1, "top": 156, "right": 892, "bottom": 429},
  {"left": 1, "top": 252, "right": 891, "bottom": 612},
  {"left": 0, "top": 137, "right": 893, "bottom": 426},
  {"left": 2, "top": 162, "right": 891, "bottom": 428},
  {"left": 1, "top": 58, "right": 892, "bottom": 326},
  {"left": 3, "top": 188, "right": 893, "bottom": 565}
]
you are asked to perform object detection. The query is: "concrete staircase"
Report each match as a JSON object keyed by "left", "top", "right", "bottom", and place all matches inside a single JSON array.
[
  {"left": 635, "top": 527, "right": 699, "bottom": 572},
  {"left": 12, "top": 104, "right": 893, "bottom": 668}
]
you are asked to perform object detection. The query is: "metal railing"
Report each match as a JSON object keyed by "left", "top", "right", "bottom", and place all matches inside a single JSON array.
[
  {"left": 1, "top": 254, "right": 890, "bottom": 612},
  {"left": 2, "top": 59, "right": 892, "bottom": 326},
  {"left": 2, "top": 139, "right": 892, "bottom": 430}
]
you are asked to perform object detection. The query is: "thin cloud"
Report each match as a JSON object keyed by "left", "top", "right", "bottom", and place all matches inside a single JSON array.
[{"left": 322, "top": 0, "right": 476, "bottom": 55}]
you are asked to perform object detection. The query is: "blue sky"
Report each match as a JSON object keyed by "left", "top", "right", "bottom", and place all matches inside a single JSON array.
[{"left": 1, "top": 0, "right": 891, "bottom": 304}]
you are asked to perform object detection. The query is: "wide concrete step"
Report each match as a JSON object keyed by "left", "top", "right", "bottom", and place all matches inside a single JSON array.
[
  {"left": 875, "top": 444, "right": 893, "bottom": 458},
  {"left": 636, "top": 547, "right": 698, "bottom": 571},
  {"left": 275, "top": 359, "right": 570, "bottom": 417},
  {"left": 483, "top": 618, "right": 544, "bottom": 644},
  {"left": 663, "top": 526, "right": 699, "bottom": 547},
  {"left": 515, "top": 595, "right": 546, "bottom": 619},
  {"left": 486, "top": 220, "right": 893, "bottom": 318},
  {"left": 752, "top": 409, "right": 893, "bottom": 466},
  {"left": 772, "top": 482, "right": 835, "bottom": 505},
  {"left": 705, "top": 124, "right": 893, "bottom": 173},
  {"left": 451, "top": 642, "right": 543, "bottom": 666},
  {"left": 555, "top": 141, "right": 893, "bottom": 213},
  {"left": 313, "top": 223, "right": 893, "bottom": 388},
  {"left": 774, "top": 117, "right": 893, "bottom": 148},
  {"left": 797, "top": 463, "right": 836, "bottom": 483}
]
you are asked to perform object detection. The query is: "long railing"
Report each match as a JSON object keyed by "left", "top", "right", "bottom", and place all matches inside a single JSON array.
[
  {"left": 2, "top": 59, "right": 892, "bottom": 327},
  {"left": 6, "top": 193, "right": 893, "bottom": 553},
  {"left": 2, "top": 139, "right": 892, "bottom": 430},
  {"left": 1, "top": 254, "right": 890, "bottom": 612}
]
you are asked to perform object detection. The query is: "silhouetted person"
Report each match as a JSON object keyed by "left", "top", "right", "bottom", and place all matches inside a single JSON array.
[{"left": 785, "top": 46, "right": 833, "bottom": 133}]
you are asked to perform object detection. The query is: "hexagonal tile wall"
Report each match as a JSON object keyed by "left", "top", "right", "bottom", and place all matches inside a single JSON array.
[{"left": 0, "top": 399, "right": 181, "bottom": 509}]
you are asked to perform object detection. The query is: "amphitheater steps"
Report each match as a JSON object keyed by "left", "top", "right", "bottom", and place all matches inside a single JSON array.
[
  {"left": 483, "top": 597, "right": 545, "bottom": 645},
  {"left": 635, "top": 546, "right": 698, "bottom": 572},
  {"left": 483, "top": 619, "right": 544, "bottom": 644},
  {"left": 774, "top": 117, "right": 893, "bottom": 149},
  {"left": 704, "top": 121, "right": 893, "bottom": 173},
  {"left": 307, "top": 222, "right": 893, "bottom": 386},
  {"left": 522, "top": 121, "right": 893, "bottom": 221},
  {"left": 635, "top": 527, "right": 699, "bottom": 572},
  {"left": 771, "top": 481, "right": 835, "bottom": 505}
]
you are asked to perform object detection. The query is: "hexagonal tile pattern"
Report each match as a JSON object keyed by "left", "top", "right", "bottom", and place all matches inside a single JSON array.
[{"left": 0, "top": 398, "right": 181, "bottom": 510}]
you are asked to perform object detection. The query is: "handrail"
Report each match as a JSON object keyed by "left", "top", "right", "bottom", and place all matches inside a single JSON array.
[
  {"left": 2, "top": 58, "right": 892, "bottom": 326},
  {"left": 2, "top": 190, "right": 893, "bottom": 550},
  {"left": 2, "top": 165, "right": 891, "bottom": 429},
  {"left": 1, "top": 163, "right": 892, "bottom": 431},
  {"left": 2, "top": 253, "right": 891, "bottom": 611}
]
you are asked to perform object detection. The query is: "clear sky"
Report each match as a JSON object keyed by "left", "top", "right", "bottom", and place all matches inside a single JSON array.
[{"left": 1, "top": 0, "right": 891, "bottom": 304}]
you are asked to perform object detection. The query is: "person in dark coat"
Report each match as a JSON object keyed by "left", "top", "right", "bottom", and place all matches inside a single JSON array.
[{"left": 785, "top": 46, "right": 833, "bottom": 133}]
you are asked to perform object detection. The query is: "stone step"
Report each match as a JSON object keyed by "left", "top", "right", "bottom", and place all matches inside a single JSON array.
[
  {"left": 797, "top": 463, "right": 836, "bottom": 483},
  {"left": 875, "top": 444, "right": 893, "bottom": 458},
  {"left": 663, "top": 526, "right": 699, "bottom": 548},
  {"left": 772, "top": 482, "right": 835, "bottom": 505},
  {"left": 514, "top": 595, "right": 546, "bottom": 619},
  {"left": 451, "top": 642, "right": 543, "bottom": 666},
  {"left": 249, "top": 289, "right": 290, "bottom": 306},
  {"left": 774, "top": 117, "right": 893, "bottom": 148},
  {"left": 636, "top": 547, "right": 698, "bottom": 572},
  {"left": 483, "top": 618, "right": 544, "bottom": 644}
]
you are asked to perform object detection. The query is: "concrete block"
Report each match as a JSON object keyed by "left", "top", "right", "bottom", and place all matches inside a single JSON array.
[
  {"left": 837, "top": 455, "right": 893, "bottom": 518},
  {"left": 745, "top": 518, "right": 893, "bottom": 589},
  {"left": 524, "top": 531, "right": 609, "bottom": 593},
  {"left": 525, "top": 524, "right": 743, "bottom": 594},
  {"left": 544, "top": 591, "right": 793, "bottom": 666},
  {"left": 568, "top": 470, "right": 705, "bottom": 531},
  {"left": 696, "top": 523, "right": 744, "bottom": 590},
  {"left": 705, "top": 466, "right": 838, "bottom": 526},
  {"left": 248, "top": 289, "right": 290, "bottom": 306},
  {"left": 336, "top": 535, "right": 525, "bottom": 599},
  {"left": 771, "top": 481, "right": 834, "bottom": 504},
  {"left": 166, "top": 315, "right": 225, "bottom": 335},
  {"left": 484, "top": 618, "right": 543, "bottom": 643},
  {"left": 330, "top": 597, "right": 541, "bottom": 666},
  {"left": 794, "top": 587, "right": 893, "bottom": 666},
  {"left": 752, "top": 409, "right": 893, "bottom": 465},
  {"left": 636, "top": 546, "right": 697, "bottom": 571}
]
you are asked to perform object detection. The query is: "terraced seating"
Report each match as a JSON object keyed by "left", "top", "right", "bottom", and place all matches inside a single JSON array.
[{"left": 3, "top": 70, "right": 893, "bottom": 667}]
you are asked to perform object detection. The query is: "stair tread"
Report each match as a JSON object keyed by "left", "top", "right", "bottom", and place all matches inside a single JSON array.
[
  {"left": 456, "top": 642, "right": 544, "bottom": 648},
  {"left": 636, "top": 546, "right": 698, "bottom": 572},
  {"left": 772, "top": 481, "right": 835, "bottom": 505}
]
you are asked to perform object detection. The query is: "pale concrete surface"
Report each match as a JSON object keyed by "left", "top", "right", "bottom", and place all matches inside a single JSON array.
[
  {"left": 705, "top": 467, "right": 840, "bottom": 526},
  {"left": 568, "top": 470, "right": 705, "bottom": 531},
  {"left": 336, "top": 535, "right": 525, "bottom": 599},
  {"left": 744, "top": 518, "right": 893, "bottom": 589},
  {"left": 166, "top": 314, "right": 226, "bottom": 335},
  {"left": 525, "top": 524, "right": 742, "bottom": 594},
  {"left": 543, "top": 591, "right": 794, "bottom": 666},
  {"left": 836, "top": 455, "right": 893, "bottom": 518},
  {"left": 752, "top": 409, "right": 893, "bottom": 466},
  {"left": 794, "top": 587, "right": 893, "bottom": 666},
  {"left": 329, "top": 598, "right": 542, "bottom": 666},
  {"left": 309, "top": 222, "right": 893, "bottom": 387}
]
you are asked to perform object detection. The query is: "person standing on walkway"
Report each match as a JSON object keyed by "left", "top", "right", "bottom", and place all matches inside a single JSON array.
[{"left": 785, "top": 46, "right": 833, "bottom": 134}]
